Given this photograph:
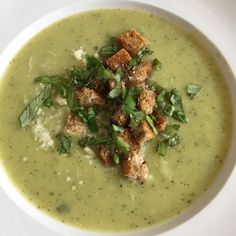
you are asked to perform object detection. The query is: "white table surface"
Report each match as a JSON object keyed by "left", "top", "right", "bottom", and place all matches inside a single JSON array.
[{"left": 0, "top": 0, "right": 236, "bottom": 236}]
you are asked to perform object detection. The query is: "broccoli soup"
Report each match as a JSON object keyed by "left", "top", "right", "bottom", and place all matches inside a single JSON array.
[{"left": 0, "top": 9, "right": 232, "bottom": 232}]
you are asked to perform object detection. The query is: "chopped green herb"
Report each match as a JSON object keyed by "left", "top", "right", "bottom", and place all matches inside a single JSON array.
[
  {"left": 122, "top": 87, "right": 140, "bottom": 115},
  {"left": 168, "top": 89, "right": 181, "bottom": 105},
  {"left": 168, "top": 133, "right": 180, "bottom": 147},
  {"left": 99, "top": 37, "right": 120, "bottom": 59},
  {"left": 173, "top": 110, "right": 188, "bottom": 123},
  {"left": 127, "top": 58, "right": 137, "bottom": 70},
  {"left": 165, "top": 124, "right": 180, "bottom": 135},
  {"left": 19, "top": 85, "right": 52, "bottom": 128},
  {"left": 57, "top": 134, "right": 71, "bottom": 154},
  {"left": 113, "top": 154, "right": 120, "bottom": 165},
  {"left": 153, "top": 58, "right": 162, "bottom": 71},
  {"left": 137, "top": 48, "right": 153, "bottom": 59},
  {"left": 109, "top": 86, "right": 122, "bottom": 98},
  {"left": 99, "top": 45, "right": 117, "bottom": 58},
  {"left": 145, "top": 115, "right": 158, "bottom": 135},
  {"left": 164, "top": 104, "right": 175, "bottom": 116},
  {"left": 157, "top": 141, "right": 166, "bottom": 156},
  {"left": 98, "top": 68, "right": 114, "bottom": 80},
  {"left": 186, "top": 84, "right": 202, "bottom": 99},
  {"left": 78, "top": 136, "right": 107, "bottom": 148},
  {"left": 116, "top": 136, "right": 130, "bottom": 154},
  {"left": 112, "top": 124, "right": 124, "bottom": 133}
]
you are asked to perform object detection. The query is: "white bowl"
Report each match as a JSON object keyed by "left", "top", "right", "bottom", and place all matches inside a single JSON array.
[{"left": 0, "top": 0, "right": 235, "bottom": 236}]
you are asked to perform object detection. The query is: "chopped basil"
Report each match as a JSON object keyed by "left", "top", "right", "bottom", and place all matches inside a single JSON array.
[
  {"left": 98, "top": 68, "right": 114, "bottom": 80},
  {"left": 164, "top": 104, "right": 175, "bottom": 116},
  {"left": 112, "top": 124, "right": 124, "bottom": 133},
  {"left": 85, "top": 107, "right": 98, "bottom": 132},
  {"left": 57, "top": 134, "right": 71, "bottom": 154},
  {"left": 19, "top": 85, "right": 52, "bottom": 128},
  {"left": 116, "top": 136, "right": 130, "bottom": 154},
  {"left": 113, "top": 154, "right": 120, "bottom": 165},
  {"left": 78, "top": 136, "right": 107, "bottom": 148},
  {"left": 157, "top": 141, "right": 166, "bottom": 156},
  {"left": 168, "top": 133, "right": 180, "bottom": 147},
  {"left": 99, "top": 45, "right": 117, "bottom": 58},
  {"left": 127, "top": 58, "right": 137, "bottom": 70},
  {"left": 153, "top": 58, "right": 162, "bottom": 71},
  {"left": 186, "top": 84, "right": 202, "bottom": 99},
  {"left": 165, "top": 124, "right": 180, "bottom": 135},
  {"left": 109, "top": 87, "right": 122, "bottom": 99},
  {"left": 122, "top": 87, "right": 140, "bottom": 115},
  {"left": 137, "top": 48, "right": 153, "bottom": 59},
  {"left": 145, "top": 115, "right": 158, "bottom": 135},
  {"left": 173, "top": 110, "right": 188, "bottom": 123},
  {"left": 99, "top": 37, "right": 120, "bottom": 59},
  {"left": 168, "top": 89, "right": 181, "bottom": 105}
]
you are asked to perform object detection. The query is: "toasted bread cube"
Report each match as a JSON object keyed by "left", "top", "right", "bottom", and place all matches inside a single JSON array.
[
  {"left": 134, "top": 120, "right": 155, "bottom": 144},
  {"left": 122, "top": 148, "right": 149, "bottom": 182},
  {"left": 64, "top": 114, "right": 86, "bottom": 137},
  {"left": 112, "top": 108, "right": 128, "bottom": 127},
  {"left": 127, "top": 61, "right": 152, "bottom": 86},
  {"left": 154, "top": 114, "right": 168, "bottom": 132},
  {"left": 75, "top": 88, "right": 106, "bottom": 107},
  {"left": 105, "top": 48, "right": 131, "bottom": 71},
  {"left": 89, "top": 77, "right": 103, "bottom": 92},
  {"left": 118, "top": 29, "right": 149, "bottom": 55},
  {"left": 138, "top": 89, "right": 156, "bottom": 114},
  {"left": 98, "top": 145, "right": 113, "bottom": 167}
]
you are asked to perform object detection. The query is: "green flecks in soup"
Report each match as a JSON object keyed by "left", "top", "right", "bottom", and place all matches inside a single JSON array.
[{"left": 0, "top": 9, "right": 232, "bottom": 232}]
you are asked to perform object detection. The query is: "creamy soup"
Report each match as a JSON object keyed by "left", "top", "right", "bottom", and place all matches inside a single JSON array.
[{"left": 0, "top": 9, "right": 232, "bottom": 232}]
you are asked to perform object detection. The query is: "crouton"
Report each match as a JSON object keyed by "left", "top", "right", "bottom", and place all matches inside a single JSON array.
[
  {"left": 154, "top": 114, "right": 168, "bottom": 132},
  {"left": 134, "top": 120, "right": 155, "bottom": 144},
  {"left": 127, "top": 61, "right": 152, "bottom": 86},
  {"left": 122, "top": 147, "right": 149, "bottom": 182},
  {"left": 75, "top": 88, "right": 106, "bottom": 106},
  {"left": 105, "top": 48, "right": 131, "bottom": 71},
  {"left": 138, "top": 89, "right": 156, "bottom": 114},
  {"left": 118, "top": 29, "right": 149, "bottom": 55},
  {"left": 89, "top": 77, "right": 103, "bottom": 92},
  {"left": 64, "top": 114, "right": 86, "bottom": 137},
  {"left": 98, "top": 145, "right": 113, "bottom": 167},
  {"left": 112, "top": 108, "right": 128, "bottom": 127}
]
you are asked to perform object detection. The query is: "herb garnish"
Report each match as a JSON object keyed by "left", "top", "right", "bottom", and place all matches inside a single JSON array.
[
  {"left": 57, "top": 134, "right": 71, "bottom": 154},
  {"left": 19, "top": 85, "right": 52, "bottom": 128},
  {"left": 186, "top": 84, "right": 202, "bottom": 99},
  {"left": 18, "top": 29, "right": 201, "bottom": 181},
  {"left": 157, "top": 124, "right": 180, "bottom": 156},
  {"left": 153, "top": 58, "right": 162, "bottom": 71}
]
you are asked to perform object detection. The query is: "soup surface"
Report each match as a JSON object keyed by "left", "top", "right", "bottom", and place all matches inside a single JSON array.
[{"left": 0, "top": 9, "right": 232, "bottom": 232}]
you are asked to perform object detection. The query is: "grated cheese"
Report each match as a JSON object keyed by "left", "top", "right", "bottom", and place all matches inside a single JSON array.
[
  {"left": 32, "top": 116, "right": 54, "bottom": 150},
  {"left": 74, "top": 48, "right": 85, "bottom": 60}
]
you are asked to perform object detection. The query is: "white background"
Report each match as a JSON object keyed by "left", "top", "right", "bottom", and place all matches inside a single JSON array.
[{"left": 0, "top": 0, "right": 236, "bottom": 235}]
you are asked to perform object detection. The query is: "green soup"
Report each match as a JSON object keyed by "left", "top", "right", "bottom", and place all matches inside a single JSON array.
[{"left": 0, "top": 9, "right": 232, "bottom": 232}]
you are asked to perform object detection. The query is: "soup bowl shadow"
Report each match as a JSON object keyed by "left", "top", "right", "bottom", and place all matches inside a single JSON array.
[{"left": 0, "top": 0, "right": 235, "bottom": 235}]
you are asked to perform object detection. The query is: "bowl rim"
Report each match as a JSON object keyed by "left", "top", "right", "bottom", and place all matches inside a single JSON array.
[{"left": 0, "top": 0, "right": 235, "bottom": 236}]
